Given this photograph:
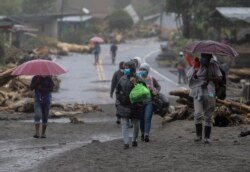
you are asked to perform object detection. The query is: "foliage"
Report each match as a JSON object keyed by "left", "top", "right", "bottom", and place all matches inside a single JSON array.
[
  {"left": 22, "top": 0, "right": 56, "bottom": 14},
  {"left": 61, "top": 21, "right": 100, "bottom": 44},
  {"left": 113, "top": 0, "right": 131, "bottom": 9},
  {"left": 165, "top": 0, "right": 250, "bottom": 39},
  {"left": 0, "top": 0, "right": 23, "bottom": 15},
  {"left": 173, "top": 37, "right": 193, "bottom": 53},
  {"left": 108, "top": 10, "right": 133, "bottom": 30}
]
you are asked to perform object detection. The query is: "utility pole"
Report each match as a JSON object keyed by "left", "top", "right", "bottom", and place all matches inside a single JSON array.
[
  {"left": 159, "top": 0, "right": 166, "bottom": 40},
  {"left": 59, "top": 0, "right": 65, "bottom": 41}
]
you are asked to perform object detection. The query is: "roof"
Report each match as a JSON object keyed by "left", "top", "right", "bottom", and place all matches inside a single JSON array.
[
  {"left": 216, "top": 7, "right": 250, "bottom": 23},
  {"left": 57, "top": 0, "right": 114, "bottom": 18},
  {"left": 0, "top": 16, "right": 16, "bottom": 29},
  {"left": 59, "top": 15, "right": 92, "bottom": 22},
  {"left": 11, "top": 12, "right": 86, "bottom": 23}
]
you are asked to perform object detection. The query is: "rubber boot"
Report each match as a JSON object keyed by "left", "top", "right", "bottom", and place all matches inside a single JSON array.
[
  {"left": 194, "top": 124, "right": 202, "bottom": 142},
  {"left": 41, "top": 125, "right": 47, "bottom": 138},
  {"left": 204, "top": 126, "right": 211, "bottom": 144}
]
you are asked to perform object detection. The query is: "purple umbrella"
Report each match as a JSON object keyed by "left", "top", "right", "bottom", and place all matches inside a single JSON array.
[{"left": 182, "top": 40, "right": 239, "bottom": 57}]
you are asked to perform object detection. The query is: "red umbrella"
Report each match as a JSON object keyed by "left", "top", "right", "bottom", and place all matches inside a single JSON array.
[
  {"left": 90, "top": 36, "right": 104, "bottom": 43},
  {"left": 182, "top": 40, "right": 239, "bottom": 57},
  {"left": 11, "top": 59, "right": 67, "bottom": 76}
]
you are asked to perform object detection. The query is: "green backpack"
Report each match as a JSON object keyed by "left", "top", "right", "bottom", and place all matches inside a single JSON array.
[{"left": 129, "top": 83, "right": 151, "bottom": 104}]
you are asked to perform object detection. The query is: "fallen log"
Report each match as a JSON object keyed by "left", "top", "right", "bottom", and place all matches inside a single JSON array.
[
  {"left": 57, "top": 42, "right": 91, "bottom": 54},
  {"left": 170, "top": 89, "right": 250, "bottom": 113},
  {"left": 0, "top": 67, "right": 16, "bottom": 87},
  {"left": 216, "top": 99, "right": 250, "bottom": 113},
  {"left": 169, "top": 90, "right": 190, "bottom": 99},
  {"left": 229, "top": 68, "right": 250, "bottom": 78}
]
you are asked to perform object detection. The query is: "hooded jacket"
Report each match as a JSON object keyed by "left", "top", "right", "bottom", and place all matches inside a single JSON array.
[{"left": 115, "top": 61, "right": 145, "bottom": 118}]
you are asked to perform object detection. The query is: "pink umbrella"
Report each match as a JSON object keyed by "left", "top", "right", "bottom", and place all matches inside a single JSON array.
[
  {"left": 11, "top": 59, "right": 67, "bottom": 76},
  {"left": 90, "top": 36, "right": 104, "bottom": 43},
  {"left": 182, "top": 40, "right": 239, "bottom": 57}
]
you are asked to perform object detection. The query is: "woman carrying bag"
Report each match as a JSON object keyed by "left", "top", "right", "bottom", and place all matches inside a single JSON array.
[{"left": 138, "top": 63, "right": 161, "bottom": 142}]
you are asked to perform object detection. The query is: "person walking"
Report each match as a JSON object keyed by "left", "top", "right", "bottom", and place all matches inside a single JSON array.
[
  {"left": 176, "top": 51, "right": 187, "bottom": 84},
  {"left": 187, "top": 53, "right": 222, "bottom": 144},
  {"left": 110, "top": 42, "right": 118, "bottom": 64},
  {"left": 93, "top": 42, "right": 101, "bottom": 65},
  {"left": 131, "top": 56, "right": 142, "bottom": 70},
  {"left": 138, "top": 63, "right": 161, "bottom": 142},
  {"left": 30, "top": 75, "right": 54, "bottom": 138},
  {"left": 110, "top": 61, "right": 125, "bottom": 124},
  {"left": 115, "top": 61, "right": 145, "bottom": 149}
]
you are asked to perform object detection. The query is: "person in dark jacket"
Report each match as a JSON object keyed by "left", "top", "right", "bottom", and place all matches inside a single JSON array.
[
  {"left": 116, "top": 61, "right": 145, "bottom": 149},
  {"left": 93, "top": 42, "right": 101, "bottom": 65},
  {"left": 110, "top": 61, "right": 125, "bottom": 124},
  {"left": 110, "top": 42, "right": 118, "bottom": 64}
]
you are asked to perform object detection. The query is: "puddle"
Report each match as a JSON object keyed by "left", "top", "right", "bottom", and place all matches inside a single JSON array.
[
  {"left": 21, "top": 116, "right": 115, "bottom": 124},
  {"left": 0, "top": 133, "right": 121, "bottom": 172}
]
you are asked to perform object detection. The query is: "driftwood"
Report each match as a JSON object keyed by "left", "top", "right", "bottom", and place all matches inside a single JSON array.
[
  {"left": 167, "top": 89, "right": 250, "bottom": 126},
  {"left": 216, "top": 99, "right": 250, "bottom": 113},
  {"left": 57, "top": 42, "right": 92, "bottom": 54},
  {"left": 0, "top": 67, "right": 16, "bottom": 87},
  {"left": 229, "top": 68, "right": 250, "bottom": 78},
  {"left": 169, "top": 90, "right": 190, "bottom": 99},
  {"left": 69, "top": 116, "right": 84, "bottom": 124}
]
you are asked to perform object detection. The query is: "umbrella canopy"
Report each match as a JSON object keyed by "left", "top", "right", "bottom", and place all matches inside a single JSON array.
[
  {"left": 90, "top": 36, "right": 104, "bottom": 43},
  {"left": 182, "top": 40, "right": 239, "bottom": 57},
  {"left": 11, "top": 59, "right": 67, "bottom": 76}
]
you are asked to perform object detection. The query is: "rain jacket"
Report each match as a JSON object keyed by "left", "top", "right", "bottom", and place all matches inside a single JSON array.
[
  {"left": 110, "top": 69, "right": 123, "bottom": 97},
  {"left": 115, "top": 74, "right": 145, "bottom": 119}
]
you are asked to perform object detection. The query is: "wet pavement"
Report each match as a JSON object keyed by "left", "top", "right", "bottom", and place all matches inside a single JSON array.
[
  {"left": 0, "top": 38, "right": 186, "bottom": 172},
  {"left": 52, "top": 38, "right": 187, "bottom": 105}
]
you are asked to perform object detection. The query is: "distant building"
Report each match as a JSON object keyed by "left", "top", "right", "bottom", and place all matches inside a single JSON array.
[
  {"left": 144, "top": 12, "right": 181, "bottom": 40},
  {"left": 211, "top": 7, "right": 250, "bottom": 43}
]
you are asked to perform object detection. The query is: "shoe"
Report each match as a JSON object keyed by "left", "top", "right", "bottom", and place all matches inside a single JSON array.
[
  {"left": 123, "top": 144, "right": 129, "bottom": 150},
  {"left": 203, "top": 138, "right": 211, "bottom": 144},
  {"left": 204, "top": 126, "right": 211, "bottom": 144},
  {"left": 194, "top": 124, "right": 202, "bottom": 142},
  {"left": 41, "top": 134, "right": 46, "bottom": 138},
  {"left": 116, "top": 120, "right": 121, "bottom": 125},
  {"left": 141, "top": 134, "right": 144, "bottom": 141},
  {"left": 132, "top": 141, "right": 138, "bottom": 147},
  {"left": 144, "top": 135, "right": 149, "bottom": 142},
  {"left": 33, "top": 134, "right": 39, "bottom": 138},
  {"left": 194, "top": 136, "right": 202, "bottom": 142}
]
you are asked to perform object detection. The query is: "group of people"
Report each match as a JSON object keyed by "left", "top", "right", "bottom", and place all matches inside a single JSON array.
[
  {"left": 92, "top": 41, "right": 118, "bottom": 65},
  {"left": 30, "top": 49, "right": 222, "bottom": 148},
  {"left": 111, "top": 56, "right": 161, "bottom": 149}
]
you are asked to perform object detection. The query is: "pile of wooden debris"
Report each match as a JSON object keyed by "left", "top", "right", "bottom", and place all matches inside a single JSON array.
[
  {"left": 162, "top": 90, "right": 250, "bottom": 127},
  {"left": 0, "top": 67, "right": 101, "bottom": 116}
]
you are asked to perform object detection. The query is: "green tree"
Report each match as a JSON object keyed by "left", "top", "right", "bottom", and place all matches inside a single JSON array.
[
  {"left": 108, "top": 10, "right": 133, "bottom": 30},
  {"left": 165, "top": 0, "right": 250, "bottom": 39},
  {"left": 22, "top": 0, "right": 56, "bottom": 14},
  {"left": 113, "top": 0, "right": 131, "bottom": 9},
  {"left": 165, "top": 0, "right": 193, "bottom": 38},
  {"left": 0, "top": 0, "right": 23, "bottom": 15}
]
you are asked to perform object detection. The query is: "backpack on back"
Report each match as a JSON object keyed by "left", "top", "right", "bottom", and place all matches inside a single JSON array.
[{"left": 214, "top": 63, "right": 227, "bottom": 100}]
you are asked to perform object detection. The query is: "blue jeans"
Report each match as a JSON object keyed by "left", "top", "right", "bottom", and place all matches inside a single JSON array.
[
  {"left": 140, "top": 102, "right": 153, "bottom": 136},
  {"left": 34, "top": 101, "right": 50, "bottom": 125},
  {"left": 121, "top": 118, "right": 140, "bottom": 144}
]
